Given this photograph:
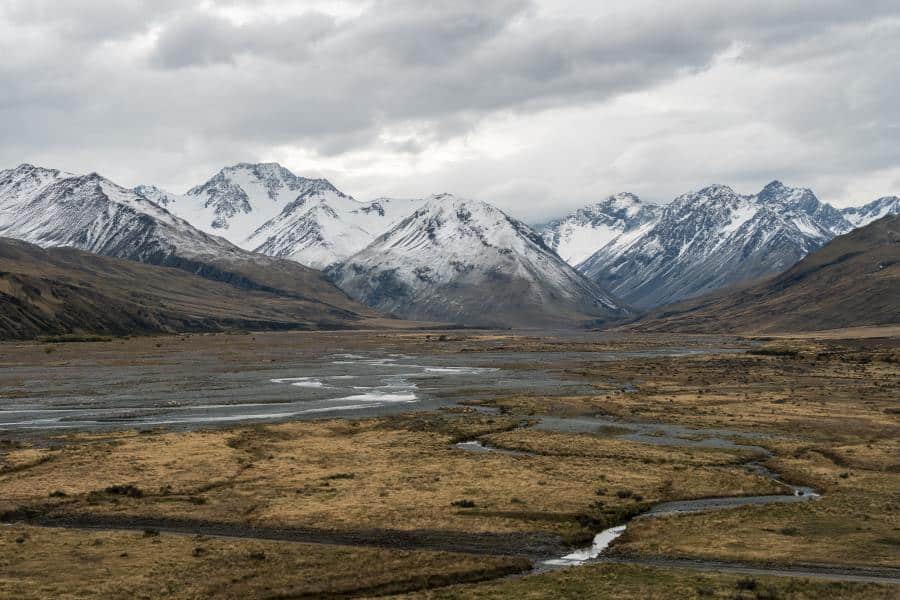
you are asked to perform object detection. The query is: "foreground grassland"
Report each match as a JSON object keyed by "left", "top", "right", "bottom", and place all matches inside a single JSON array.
[
  {"left": 0, "top": 524, "right": 527, "bottom": 599},
  {"left": 0, "top": 411, "right": 774, "bottom": 544},
  {"left": 394, "top": 563, "right": 897, "bottom": 600},
  {"left": 0, "top": 330, "right": 898, "bottom": 598}
]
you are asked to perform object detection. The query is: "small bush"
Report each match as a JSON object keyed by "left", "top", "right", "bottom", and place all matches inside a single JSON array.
[
  {"left": 49, "top": 490, "right": 67, "bottom": 498},
  {"left": 736, "top": 577, "right": 758, "bottom": 591},
  {"left": 104, "top": 484, "right": 143, "bottom": 498},
  {"left": 452, "top": 499, "right": 476, "bottom": 508},
  {"left": 143, "top": 529, "right": 159, "bottom": 538},
  {"left": 615, "top": 489, "right": 634, "bottom": 499}
]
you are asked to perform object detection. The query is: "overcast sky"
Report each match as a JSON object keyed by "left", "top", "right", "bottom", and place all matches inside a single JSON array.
[{"left": 1, "top": 1, "right": 898, "bottom": 220}]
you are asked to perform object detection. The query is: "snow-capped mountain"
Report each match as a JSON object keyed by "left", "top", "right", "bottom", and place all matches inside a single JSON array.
[
  {"left": 328, "top": 194, "right": 629, "bottom": 328},
  {"left": 579, "top": 181, "right": 857, "bottom": 309},
  {"left": 141, "top": 162, "right": 349, "bottom": 245},
  {"left": 0, "top": 163, "right": 373, "bottom": 320},
  {"left": 0, "top": 164, "right": 239, "bottom": 262},
  {"left": 136, "top": 163, "right": 424, "bottom": 269},
  {"left": 247, "top": 195, "right": 424, "bottom": 269},
  {"left": 841, "top": 196, "right": 900, "bottom": 228},
  {"left": 133, "top": 184, "right": 179, "bottom": 207},
  {"left": 539, "top": 193, "right": 661, "bottom": 266}
]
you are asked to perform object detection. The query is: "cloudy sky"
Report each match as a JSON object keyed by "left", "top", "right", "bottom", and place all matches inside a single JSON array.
[{"left": 1, "top": 1, "right": 898, "bottom": 220}]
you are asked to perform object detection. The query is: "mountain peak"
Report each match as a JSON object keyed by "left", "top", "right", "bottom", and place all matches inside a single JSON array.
[
  {"left": 538, "top": 192, "right": 661, "bottom": 266},
  {"left": 5, "top": 163, "right": 67, "bottom": 178},
  {"left": 428, "top": 192, "right": 458, "bottom": 202},
  {"left": 841, "top": 195, "right": 900, "bottom": 228},
  {"left": 696, "top": 183, "right": 737, "bottom": 197},
  {"left": 329, "top": 194, "right": 627, "bottom": 328},
  {"left": 177, "top": 162, "right": 350, "bottom": 244},
  {"left": 609, "top": 191, "right": 642, "bottom": 204}
]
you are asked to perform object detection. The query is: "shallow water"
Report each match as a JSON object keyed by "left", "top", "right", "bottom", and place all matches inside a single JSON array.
[
  {"left": 0, "top": 347, "right": 729, "bottom": 434},
  {"left": 456, "top": 414, "right": 819, "bottom": 570},
  {"left": 454, "top": 440, "right": 533, "bottom": 456}
]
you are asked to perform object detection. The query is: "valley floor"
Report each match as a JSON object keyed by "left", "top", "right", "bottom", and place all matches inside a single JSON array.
[{"left": 0, "top": 329, "right": 898, "bottom": 598}]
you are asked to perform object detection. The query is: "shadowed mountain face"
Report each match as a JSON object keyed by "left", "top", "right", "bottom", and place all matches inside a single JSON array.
[
  {"left": 0, "top": 164, "right": 374, "bottom": 320},
  {"left": 328, "top": 194, "right": 630, "bottom": 329},
  {"left": 578, "top": 181, "right": 853, "bottom": 309},
  {"left": 0, "top": 238, "right": 373, "bottom": 340},
  {"left": 630, "top": 215, "right": 900, "bottom": 334}
]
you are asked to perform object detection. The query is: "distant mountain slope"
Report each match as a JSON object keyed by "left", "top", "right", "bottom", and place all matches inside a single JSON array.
[
  {"left": 0, "top": 238, "right": 375, "bottom": 339},
  {"left": 247, "top": 195, "right": 424, "bottom": 269},
  {"left": 842, "top": 196, "right": 900, "bottom": 228},
  {"left": 176, "top": 162, "right": 347, "bottom": 243},
  {"left": 328, "top": 194, "right": 629, "bottom": 328},
  {"left": 137, "top": 163, "right": 424, "bottom": 268},
  {"left": 579, "top": 181, "right": 855, "bottom": 309},
  {"left": 0, "top": 164, "right": 373, "bottom": 321},
  {"left": 630, "top": 214, "right": 900, "bottom": 333},
  {"left": 539, "top": 193, "right": 660, "bottom": 266}
]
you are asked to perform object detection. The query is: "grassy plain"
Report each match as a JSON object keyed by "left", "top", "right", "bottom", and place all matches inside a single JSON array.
[{"left": 0, "top": 329, "right": 897, "bottom": 598}]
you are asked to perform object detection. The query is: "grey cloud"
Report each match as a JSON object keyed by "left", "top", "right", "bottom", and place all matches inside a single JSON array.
[
  {"left": 0, "top": 0, "right": 898, "bottom": 214},
  {"left": 3, "top": 0, "right": 182, "bottom": 41},
  {"left": 151, "top": 11, "right": 336, "bottom": 68}
]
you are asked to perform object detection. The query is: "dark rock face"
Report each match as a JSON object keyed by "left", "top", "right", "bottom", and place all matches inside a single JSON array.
[
  {"left": 631, "top": 215, "right": 900, "bottom": 333},
  {"left": 579, "top": 182, "right": 859, "bottom": 309}
]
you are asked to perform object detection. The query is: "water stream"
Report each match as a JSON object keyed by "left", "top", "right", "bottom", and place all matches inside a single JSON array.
[{"left": 456, "top": 414, "right": 820, "bottom": 570}]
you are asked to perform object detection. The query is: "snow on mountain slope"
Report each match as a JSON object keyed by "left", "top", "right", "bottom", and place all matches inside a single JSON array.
[
  {"left": 133, "top": 184, "right": 180, "bottom": 207},
  {"left": 0, "top": 164, "right": 237, "bottom": 261},
  {"left": 0, "top": 164, "right": 374, "bottom": 321},
  {"left": 158, "top": 162, "right": 351, "bottom": 247},
  {"left": 631, "top": 214, "right": 900, "bottom": 333},
  {"left": 539, "top": 193, "right": 661, "bottom": 266},
  {"left": 841, "top": 196, "right": 900, "bottom": 228},
  {"left": 136, "top": 163, "right": 425, "bottom": 269},
  {"left": 579, "top": 181, "right": 855, "bottom": 309},
  {"left": 247, "top": 194, "right": 424, "bottom": 269},
  {"left": 328, "top": 194, "right": 629, "bottom": 328}
]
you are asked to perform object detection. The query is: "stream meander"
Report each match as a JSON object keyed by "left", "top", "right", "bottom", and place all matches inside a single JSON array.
[{"left": 456, "top": 414, "right": 821, "bottom": 570}]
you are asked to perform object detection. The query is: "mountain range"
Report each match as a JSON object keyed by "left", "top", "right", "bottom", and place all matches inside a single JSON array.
[
  {"left": 0, "top": 164, "right": 375, "bottom": 327},
  {"left": 545, "top": 182, "right": 896, "bottom": 308},
  {"left": 136, "top": 163, "right": 423, "bottom": 269},
  {"left": 1, "top": 160, "right": 897, "bottom": 334},
  {"left": 629, "top": 214, "right": 900, "bottom": 333}
]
